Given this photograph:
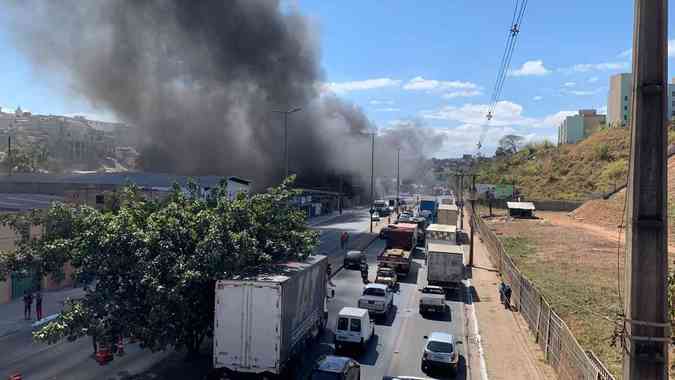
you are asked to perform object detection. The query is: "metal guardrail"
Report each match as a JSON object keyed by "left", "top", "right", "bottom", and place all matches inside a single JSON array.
[{"left": 471, "top": 213, "right": 616, "bottom": 380}]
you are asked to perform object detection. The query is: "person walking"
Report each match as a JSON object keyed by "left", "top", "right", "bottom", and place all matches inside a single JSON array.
[
  {"left": 340, "top": 232, "right": 348, "bottom": 250},
  {"left": 35, "top": 291, "right": 43, "bottom": 320},
  {"left": 23, "top": 291, "right": 33, "bottom": 320}
]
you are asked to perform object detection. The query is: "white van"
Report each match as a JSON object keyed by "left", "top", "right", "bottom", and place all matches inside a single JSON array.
[{"left": 335, "top": 307, "right": 375, "bottom": 352}]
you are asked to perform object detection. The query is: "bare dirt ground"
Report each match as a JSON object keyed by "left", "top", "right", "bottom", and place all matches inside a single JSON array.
[{"left": 483, "top": 209, "right": 674, "bottom": 378}]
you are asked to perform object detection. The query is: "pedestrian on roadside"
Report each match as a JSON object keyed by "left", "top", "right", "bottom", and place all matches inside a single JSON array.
[
  {"left": 340, "top": 231, "right": 348, "bottom": 249},
  {"left": 23, "top": 290, "right": 33, "bottom": 320},
  {"left": 35, "top": 291, "right": 43, "bottom": 320}
]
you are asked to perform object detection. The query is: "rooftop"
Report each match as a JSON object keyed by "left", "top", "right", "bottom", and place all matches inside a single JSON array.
[
  {"left": 426, "top": 224, "right": 457, "bottom": 233},
  {"left": 316, "top": 355, "right": 354, "bottom": 373},
  {"left": 427, "top": 242, "right": 464, "bottom": 254},
  {"left": 429, "top": 331, "right": 455, "bottom": 344},
  {"left": 339, "top": 307, "right": 368, "bottom": 318}
]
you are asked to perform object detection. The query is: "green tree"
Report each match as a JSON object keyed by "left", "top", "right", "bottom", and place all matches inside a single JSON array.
[{"left": 0, "top": 177, "right": 319, "bottom": 356}]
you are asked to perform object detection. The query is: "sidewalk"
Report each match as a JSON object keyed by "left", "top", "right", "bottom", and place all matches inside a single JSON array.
[
  {"left": 0, "top": 286, "right": 83, "bottom": 337},
  {"left": 467, "top": 226, "right": 557, "bottom": 380}
]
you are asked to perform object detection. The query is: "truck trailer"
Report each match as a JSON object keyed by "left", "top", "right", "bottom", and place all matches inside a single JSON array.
[
  {"left": 379, "top": 224, "right": 415, "bottom": 276},
  {"left": 437, "top": 204, "right": 459, "bottom": 227},
  {"left": 426, "top": 243, "right": 464, "bottom": 290},
  {"left": 426, "top": 223, "right": 457, "bottom": 245},
  {"left": 213, "top": 255, "right": 328, "bottom": 376},
  {"left": 419, "top": 197, "right": 439, "bottom": 223}
]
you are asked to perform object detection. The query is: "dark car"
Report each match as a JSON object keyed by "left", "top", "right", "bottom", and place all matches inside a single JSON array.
[
  {"left": 344, "top": 250, "right": 365, "bottom": 269},
  {"left": 311, "top": 355, "right": 361, "bottom": 380}
]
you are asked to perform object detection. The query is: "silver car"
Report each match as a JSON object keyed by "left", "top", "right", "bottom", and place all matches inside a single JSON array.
[{"left": 421, "top": 332, "right": 459, "bottom": 374}]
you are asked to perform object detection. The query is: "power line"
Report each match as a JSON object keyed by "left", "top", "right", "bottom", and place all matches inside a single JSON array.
[{"left": 478, "top": 0, "right": 529, "bottom": 153}]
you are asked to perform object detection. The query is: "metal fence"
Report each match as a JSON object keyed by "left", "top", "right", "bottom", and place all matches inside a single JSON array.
[{"left": 471, "top": 213, "right": 616, "bottom": 380}]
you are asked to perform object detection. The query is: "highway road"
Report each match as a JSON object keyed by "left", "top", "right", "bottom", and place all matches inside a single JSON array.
[
  {"left": 307, "top": 239, "right": 470, "bottom": 380},
  {"left": 0, "top": 209, "right": 474, "bottom": 379}
]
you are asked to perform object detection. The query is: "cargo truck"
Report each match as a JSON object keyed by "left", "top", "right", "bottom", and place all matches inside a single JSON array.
[
  {"left": 378, "top": 223, "right": 416, "bottom": 276},
  {"left": 213, "top": 255, "right": 328, "bottom": 376},
  {"left": 437, "top": 204, "right": 459, "bottom": 227},
  {"left": 426, "top": 243, "right": 464, "bottom": 290},
  {"left": 426, "top": 223, "right": 457, "bottom": 245},
  {"left": 419, "top": 197, "right": 438, "bottom": 223}
]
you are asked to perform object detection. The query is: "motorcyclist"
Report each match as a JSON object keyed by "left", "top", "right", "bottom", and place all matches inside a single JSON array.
[{"left": 360, "top": 262, "right": 369, "bottom": 284}]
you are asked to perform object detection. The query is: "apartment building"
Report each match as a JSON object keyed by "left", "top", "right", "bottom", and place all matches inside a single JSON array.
[
  {"left": 608, "top": 73, "right": 675, "bottom": 128},
  {"left": 558, "top": 109, "right": 606, "bottom": 145}
]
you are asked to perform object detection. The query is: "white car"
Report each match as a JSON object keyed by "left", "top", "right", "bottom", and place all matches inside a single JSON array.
[
  {"left": 421, "top": 332, "right": 459, "bottom": 374},
  {"left": 358, "top": 283, "right": 394, "bottom": 317},
  {"left": 335, "top": 307, "right": 375, "bottom": 352}
]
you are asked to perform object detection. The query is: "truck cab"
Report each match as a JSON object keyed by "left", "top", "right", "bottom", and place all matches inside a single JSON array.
[
  {"left": 335, "top": 307, "right": 375, "bottom": 352},
  {"left": 358, "top": 283, "right": 394, "bottom": 317}
]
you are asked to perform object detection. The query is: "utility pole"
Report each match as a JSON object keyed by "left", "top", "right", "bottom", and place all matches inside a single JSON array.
[
  {"left": 623, "top": 0, "right": 670, "bottom": 378},
  {"left": 370, "top": 133, "right": 375, "bottom": 233},
  {"left": 469, "top": 174, "right": 476, "bottom": 267},
  {"left": 396, "top": 148, "right": 400, "bottom": 214},
  {"left": 272, "top": 107, "right": 302, "bottom": 181},
  {"left": 7, "top": 135, "right": 11, "bottom": 176}
]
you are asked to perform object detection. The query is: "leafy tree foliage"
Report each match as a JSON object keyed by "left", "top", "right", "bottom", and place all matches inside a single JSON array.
[
  {"left": 0, "top": 177, "right": 318, "bottom": 355},
  {"left": 496, "top": 134, "right": 525, "bottom": 157}
]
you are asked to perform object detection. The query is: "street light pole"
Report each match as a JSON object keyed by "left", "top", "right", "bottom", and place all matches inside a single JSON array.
[
  {"left": 370, "top": 133, "right": 375, "bottom": 233},
  {"left": 272, "top": 107, "right": 302, "bottom": 181}
]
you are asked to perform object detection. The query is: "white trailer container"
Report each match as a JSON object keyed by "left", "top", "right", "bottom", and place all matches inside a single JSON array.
[
  {"left": 437, "top": 204, "right": 459, "bottom": 226},
  {"left": 426, "top": 242, "right": 464, "bottom": 289},
  {"left": 213, "top": 255, "right": 328, "bottom": 375},
  {"left": 426, "top": 223, "right": 457, "bottom": 245}
]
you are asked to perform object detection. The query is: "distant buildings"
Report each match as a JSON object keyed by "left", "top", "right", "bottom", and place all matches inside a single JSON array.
[
  {"left": 558, "top": 109, "right": 606, "bottom": 145},
  {"left": 607, "top": 73, "right": 675, "bottom": 128}
]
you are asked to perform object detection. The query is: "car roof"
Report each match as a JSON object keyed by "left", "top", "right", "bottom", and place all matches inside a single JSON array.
[
  {"left": 428, "top": 332, "right": 455, "bottom": 344},
  {"left": 339, "top": 307, "right": 368, "bottom": 318},
  {"left": 424, "top": 285, "right": 443, "bottom": 291},
  {"left": 316, "top": 355, "right": 355, "bottom": 372},
  {"left": 366, "top": 283, "right": 388, "bottom": 290},
  {"left": 346, "top": 250, "right": 363, "bottom": 256}
]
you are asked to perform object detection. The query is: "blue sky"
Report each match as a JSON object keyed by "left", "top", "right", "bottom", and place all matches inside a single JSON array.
[{"left": 0, "top": 1, "right": 672, "bottom": 157}]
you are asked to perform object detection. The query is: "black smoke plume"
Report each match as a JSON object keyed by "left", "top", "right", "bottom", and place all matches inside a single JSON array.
[{"left": 3, "top": 0, "right": 446, "bottom": 192}]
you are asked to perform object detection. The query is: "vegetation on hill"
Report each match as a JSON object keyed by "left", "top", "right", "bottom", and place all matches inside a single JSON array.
[{"left": 477, "top": 128, "right": 633, "bottom": 200}]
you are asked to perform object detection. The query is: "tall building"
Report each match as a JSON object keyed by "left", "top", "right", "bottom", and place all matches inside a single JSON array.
[
  {"left": 558, "top": 109, "right": 606, "bottom": 145},
  {"left": 608, "top": 73, "right": 675, "bottom": 127}
]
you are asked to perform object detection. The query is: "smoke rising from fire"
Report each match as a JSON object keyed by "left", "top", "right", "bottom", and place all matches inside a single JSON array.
[{"left": 4, "top": 0, "right": 446, "bottom": 191}]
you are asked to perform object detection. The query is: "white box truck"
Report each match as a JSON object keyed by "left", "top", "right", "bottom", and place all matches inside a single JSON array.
[
  {"left": 213, "top": 255, "right": 328, "bottom": 376},
  {"left": 426, "top": 224, "right": 457, "bottom": 245},
  {"left": 426, "top": 242, "right": 464, "bottom": 290},
  {"left": 437, "top": 204, "right": 459, "bottom": 226}
]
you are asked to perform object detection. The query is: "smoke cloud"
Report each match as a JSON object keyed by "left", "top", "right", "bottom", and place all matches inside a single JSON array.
[{"left": 3, "top": 0, "right": 445, "bottom": 192}]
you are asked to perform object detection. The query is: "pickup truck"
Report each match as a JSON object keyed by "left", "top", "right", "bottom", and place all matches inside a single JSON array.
[
  {"left": 358, "top": 283, "right": 394, "bottom": 317},
  {"left": 419, "top": 286, "right": 449, "bottom": 315}
]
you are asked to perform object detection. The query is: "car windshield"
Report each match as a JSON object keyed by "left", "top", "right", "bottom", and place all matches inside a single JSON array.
[
  {"left": 423, "top": 287, "right": 444, "bottom": 295},
  {"left": 427, "top": 341, "right": 453, "bottom": 353},
  {"left": 363, "top": 287, "right": 385, "bottom": 297},
  {"left": 350, "top": 318, "right": 361, "bottom": 332},
  {"left": 311, "top": 371, "right": 342, "bottom": 380}
]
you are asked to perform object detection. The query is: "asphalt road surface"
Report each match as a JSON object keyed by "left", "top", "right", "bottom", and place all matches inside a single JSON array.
[{"left": 305, "top": 239, "right": 469, "bottom": 380}]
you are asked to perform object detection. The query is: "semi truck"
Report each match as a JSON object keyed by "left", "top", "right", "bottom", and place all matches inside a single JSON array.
[
  {"left": 426, "top": 242, "right": 465, "bottom": 290},
  {"left": 213, "top": 255, "right": 328, "bottom": 376}
]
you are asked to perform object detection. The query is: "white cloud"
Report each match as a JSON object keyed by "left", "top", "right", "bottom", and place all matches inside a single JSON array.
[
  {"left": 532, "top": 96, "right": 543, "bottom": 101},
  {"left": 403, "top": 76, "right": 480, "bottom": 91},
  {"left": 565, "top": 89, "right": 602, "bottom": 96},
  {"left": 588, "top": 76, "right": 599, "bottom": 83},
  {"left": 509, "top": 60, "right": 551, "bottom": 77},
  {"left": 375, "top": 108, "right": 401, "bottom": 112},
  {"left": 563, "top": 82, "right": 576, "bottom": 87},
  {"left": 369, "top": 100, "right": 395, "bottom": 106},
  {"left": 323, "top": 78, "right": 401, "bottom": 94},
  {"left": 421, "top": 100, "right": 574, "bottom": 129},
  {"left": 618, "top": 49, "right": 632, "bottom": 59},
  {"left": 442, "top": 90, "right": 482, "bottom": 99},
  {"left": 571, "top": 62, "right": 628, "bottom": 72},
  {"left": 618, "top": 39, "right": 675, "bottom": 59}
]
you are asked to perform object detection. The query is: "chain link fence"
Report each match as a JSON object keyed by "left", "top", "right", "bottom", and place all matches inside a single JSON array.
[{"left": 471, "top": 213, "right": 616, "bottom": 380}]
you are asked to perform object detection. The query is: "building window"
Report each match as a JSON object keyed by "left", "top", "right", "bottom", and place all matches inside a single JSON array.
[
  {"left": 624, "top": 96, "right": 628, "bottom": 101},
  {"left": 624, "top": 106, "right": 628, "bottom": 111},
  {"left": 95, "top": 194, "right": 105, "bottom": 204},
  {"left": 624, "top": 115, "right": 628, "bottom": 121}
]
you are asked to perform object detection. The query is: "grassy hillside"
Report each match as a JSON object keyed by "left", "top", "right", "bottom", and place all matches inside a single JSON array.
[{"left": 477, "top": 128, "right": 635, "bottom": 200}]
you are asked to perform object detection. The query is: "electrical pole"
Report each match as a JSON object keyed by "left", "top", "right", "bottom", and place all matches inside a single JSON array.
[
  {"left": 469, "top": 174, "right": 476, "bottom": 267},
  {"left": 396, "top": 148, "right": 400, "bottom": 214},
  {"left": 370, "top": 133, "right": 375, "bottom": 233},
  {"left": 7, "top": 135, "right": 11, "bottom": 176},
  {"left": 623, "top": 0, "right": 670, "bottom": 378}
]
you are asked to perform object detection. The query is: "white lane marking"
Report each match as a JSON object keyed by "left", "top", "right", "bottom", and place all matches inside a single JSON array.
[{"left": 465, "top": 278, "right": 489, "bottom": 380}]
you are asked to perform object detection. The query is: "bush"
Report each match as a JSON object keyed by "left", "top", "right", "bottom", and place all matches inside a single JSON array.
[{"left": 595, "top": 143, "right": 611, "bottom": 161}]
